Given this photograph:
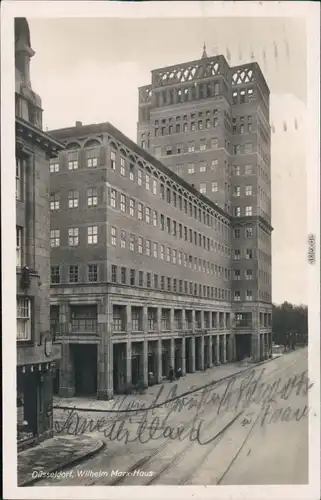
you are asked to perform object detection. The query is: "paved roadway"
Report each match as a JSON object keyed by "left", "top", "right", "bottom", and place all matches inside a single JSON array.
[{"left": 37, "top": 348, "right": 310, "bottom": 486}]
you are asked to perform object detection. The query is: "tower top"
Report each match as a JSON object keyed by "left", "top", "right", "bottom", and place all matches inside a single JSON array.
[{"left": 201, "top": 43, "right": 208, "bottom": 59}]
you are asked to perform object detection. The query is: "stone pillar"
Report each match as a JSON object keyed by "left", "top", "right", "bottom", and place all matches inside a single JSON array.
[
  {"left": 142, "top": 339, "right": 148, "bottom": 387},
  {"left": 189, "top": 336, "right": 196, "bottom": 373},
  {"left": 208, "top": 335, "right": 213, "bottom": 367},
  {"left": 170, "top": 308, "right": 174, "bottom": 333},
  {"left": 143, "top": 306, "right": 148, "bottom": 334},
  {"left": 216, "top": 335, "right": 220, "bottom": 364},
  {"left": 191, "top": 309, "right": 195, "bottom": 333},
  {"left": 170, "top": 337, "right": 175, "bottom": 370},
  {"left": 200, "top": 335, "right": 205, "bottom": 370},
  {"left": 59, "top": 341, "right": 75, "bottom": 397},
  {"left": 126, "top": 341, "right": 132, "bottom": 386},
  {"left": 126, "top": 304, "right": 132, "bottom": 335},
  {"left": 200, "top": 310, "right": 204, "bottom": 329},
  {"left": 222, "top": 334, "right": 227, "bottom": 363},
  {"left": 228, "top": 334, "right": 235, "bottom": 362},
  {"left": 181, "top": 336, "right": 186, "bottom": 374},
  {"left": 156, "top": 338, "right": 162, "bottom": 383},
  {"left": 97, "top": 300, "right": 113, "bottom": 399}
]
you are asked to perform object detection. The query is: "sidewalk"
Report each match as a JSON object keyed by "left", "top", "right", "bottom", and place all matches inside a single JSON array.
[
  {"left": 53, "top": 357, "right": 276, "bottom": 413},
  {"left": 18, "top": 434, "right": 105, "bottom": 486}
]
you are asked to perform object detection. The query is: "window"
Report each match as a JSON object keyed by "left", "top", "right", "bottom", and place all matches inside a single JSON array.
[
  {"left": 68, "top": 152, "right": 78, "bottom": 170},
  {"left": 245, "top": 164, "right": 253, "bottom": 175},
  {"left": 110, "top": 151, "right": 116, "bottom": 170},
  {"left": 138, "top": 237, "right": 143, "bottom": 254},
  {"left": 234, "top": 165, "right": 241, "bottom": 176},
  {"left": 129, "top": 198, "right": 135, "bottom": 216},
  {"left": 87, "top": 188, "right": 98, "bottom": 206},
  {"left": 233, "top": 186, "right": 240, "bottom": 196},
  {"left": 68, "top": 190, "right": 79, "bottom": 208},
  {"left": 120, "top": 157, "right": 126, "bottom": 176},
  {"left": 88, "top": 264, "right": 98, "bottom": 282},
  {"left": 120, "top": 230, "right": 126, "bottom": 248},
  {"left": 248, "top": 123, "right": 252, "bottom": 132},
  {"left": 200, "top": 183, "right": 206, "bottom": 194},
  {"left": 234, "top": 291, "right": 241, "bottom": 301},
  {"left": 166, "top": 217, "right": 171, "bottom": 234},
  {"left": 154, "top": 274, "right": 159, "bottom": 289},
  {"left": 234, "top": 270, "right": 241, "bottom": 280},
  {"left": 245, "top": 143, "right": 253, "bottom": 154},
  {"left": 245, "top": 227, "right": 253, "bottom": 239},
  {"left": 146, "top": 273, "right": 151, "bottom": 288},
  {"left": 152, "top": 179, "right": 157, "bottom": 195},
  {"left": 138, "top": 271, "right": 143, "bottom": 286},
  {"left": 211, "top": 138, "right": 218, "bottom": 149},
  {"left": 165, "top": 146, "right": 172, "bottom": 156},
  {"left": 177, "top": 143, "right": 183, "bottom": 154},
  {"left": 233, "top": 249, "right": 241, "bottom": 260},
  {"left": 145, "top": 173, "right": 150, "bottom": 190},
  {"left": 120, "top": 194, "right": 126, "bottom": 212},
  {"left": 245, "top": 185, "right": 252, "bottom": 196},
  {"left": 188, "top": 142, "right": 195, "bottom": 152},
  {"left": 153, "top": 242, "right": 158, "bottom": 258},
  {"left": 206, "top": 119, "right": 211, "bottom": 129},
  {"left": 211, "top": 181, "right": 218, "bottom": 192},
  {"left": 17, "top": 298, "right": 31, "bottom": 340},
  {"left": 234, "top": 228, "right": 240, "bottom": 239},
  {"left": 246, "top": 290, "right": 253, "bottom": 301},
  {"left": 130, "top": 269, "right": 136, "bottom": 286},
  {"left": 145, "top": 207, "right": 151, "bottom": 223},
  {"left": 129, "top": 164, "right": 134, "bottom": 181},
  {"left": 137, "top": 169, "right": 142, "bottom": 186},
  {"left": 245, "top": 269, "right": 252, "bottom": 280},
  {"left": 188, "top": 163, "right": 195, "bottom": 174},
  {"left": 87, "top": 149, "right": 98, "bottom": 167},
  {"left": 110, "top": 189, "right": 116, "bottom": 208},
  {"left": 50, "top": 159, "right": 59, "bottom": 173},
  {"left": 121, "top": 267, "right": 127, "bottom": 284},
  {"left": 68, "top": 227, "right": 79, "bottom": 246},
  {"left": 129, "top": 234, "right": 135, "bottom": 251},
  {"left": 211, "top": 159, "right": 218, "bottom": 170},
  {"left": 200, "top": 162, "right": 207, "bottom": 172},
  {"left": 166, "top": 247, "right": 171, "bottom": 262},
  {"left": 51, "top": 266, "right": 60, "bottom": 284},
  {"left": 245, "top": 205, "right": 252, "bottom": 216},
  {"left": 16, "top": 227, "right": 22, "bottom": 266},
  {"left": 88, "top": 226, "right": 98, "bottom": 245},
  {"left": 160, "top": 245, "right": 164, "bottom": 260},
  {"left": 153, "top": 210, "right": 158, "bottom": 227},
  {"left": 16, "top": 157, "right": 22, "bottom": 199},
  {"left": 145, "top": 239, "right": 151, "bottom": 256},
  {"left": 138, "top": 203, "right": 143, "bottom": 220},
  {"left": 234, "top": 207, "right": 241, "bottom": 217},
  {"left": 50, "top": 229, "right": 60, "bottom": 248},
  {"left": 111, "top": 265, "right": 117, "bottom": 283},
  {"left": 69, "top": 265, "right": 79, "bottom": 283},
  {"left": 111, "top": 226, "right": 117, "bottom": 246},
  {"left": 246, "top": 249, "right": 253, "bottom": 259},
  {"left": 191, "top": 122, "right": 196, "bottom": 131},
  {"left": 200, "top": 139, "right": 206, "bottom": 151}
]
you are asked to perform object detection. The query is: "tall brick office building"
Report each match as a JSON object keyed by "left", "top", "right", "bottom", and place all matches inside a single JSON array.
[
  {"left": 15, "top": 18, "right": 63, "bottom": 448},
  {"left": 49, "top": 49, "right": 272, "bottom": 399},
  {"left": 137, "top": 48, "right": 273, "bottom": 367}
]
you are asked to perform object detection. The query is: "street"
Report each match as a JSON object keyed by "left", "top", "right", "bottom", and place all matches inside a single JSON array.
[{"left": 36, "top": 348, "right": 310, "bottom": 486}]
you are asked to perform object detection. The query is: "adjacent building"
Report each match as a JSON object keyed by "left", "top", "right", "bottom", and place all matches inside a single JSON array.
[
  {"left": 137, "top": 48, "right": 272, "bottom": 367},
  {"left": 15, "top": 18, "right": 64, "bottom": 449}
]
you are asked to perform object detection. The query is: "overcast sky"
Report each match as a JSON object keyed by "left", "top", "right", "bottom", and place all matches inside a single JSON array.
[{"left": 27, "top": 17, "right": 307, "bottom": 305}]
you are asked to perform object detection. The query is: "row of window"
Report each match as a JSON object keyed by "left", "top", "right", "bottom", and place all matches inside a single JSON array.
[
  {"left": 108, "top": 186, "right": 230, "bottom": 240},
  {"left": 153, "top": 80, "right": 221, "bottom": 108},
  {"left": 50, "top": 188, "right": 98, "bottom": 211},
  {"left": 51, "top": 264, "right": 98, "bottom": 284},
  {"left": 50, "top": 147, "right": 101, "bottom": 173},
  {"left": 50, "top": 226, "right": 98, "bottom": 247},
  {"left": 109, "top": 226, "right": 232, "bottom": 268},
  {"left": 111, "top": 264, "right": 235, "bottom": 300}
]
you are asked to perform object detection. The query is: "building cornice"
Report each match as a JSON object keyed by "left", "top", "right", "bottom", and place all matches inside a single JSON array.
[{"left": 16, "top": 116, "right": 64, "bottom": 157}]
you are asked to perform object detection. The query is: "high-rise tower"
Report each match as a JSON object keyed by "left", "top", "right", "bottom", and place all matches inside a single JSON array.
[{"left": 137, "top": 50, "right": 272, "bottom": 360}]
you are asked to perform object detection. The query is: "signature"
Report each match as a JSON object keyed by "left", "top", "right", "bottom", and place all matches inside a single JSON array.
[{"left": 54, "top": 369, "right": 313, "bottom": 444}]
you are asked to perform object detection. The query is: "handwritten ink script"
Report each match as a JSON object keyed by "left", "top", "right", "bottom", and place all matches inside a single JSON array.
[{"left": 54, "top": 368, "right": 313, "bottom": 446}]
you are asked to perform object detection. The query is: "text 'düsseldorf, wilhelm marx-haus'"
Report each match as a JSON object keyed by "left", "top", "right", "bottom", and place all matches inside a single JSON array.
[{"left": 49, "top": 48, "right": 272, "bottom": 399}]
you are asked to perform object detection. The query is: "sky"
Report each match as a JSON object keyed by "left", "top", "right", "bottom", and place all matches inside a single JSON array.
[{"left": 27, "top": 16, "right": 308, "bottom": 305}]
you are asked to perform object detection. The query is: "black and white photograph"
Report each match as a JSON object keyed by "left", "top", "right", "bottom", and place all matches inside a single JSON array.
[{"left": 2, "top": 2, "right": 320, "bottom": 499}]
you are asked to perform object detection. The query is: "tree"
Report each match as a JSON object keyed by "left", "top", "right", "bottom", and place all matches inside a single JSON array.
[{"left": 272, "top": 302, "right": 308, "bottom": 348}]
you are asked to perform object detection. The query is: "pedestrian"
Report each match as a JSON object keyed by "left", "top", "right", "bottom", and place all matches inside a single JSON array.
[
  {"left": 169, "top": 367, "right": 174, "bottom": 382},
  {"left": 175, "top": 367, "right": 182, "bottom": 380}
]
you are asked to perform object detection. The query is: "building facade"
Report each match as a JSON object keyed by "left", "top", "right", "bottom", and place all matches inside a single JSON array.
[
  {"left": 15, "top": 18, "right": 64, "bottom": 449},
  {"left": 137, "top": 49, "right": 272, "bottom": 366},
  {"left": 49, "top": 117, "right": 271, "bottom": 400}
]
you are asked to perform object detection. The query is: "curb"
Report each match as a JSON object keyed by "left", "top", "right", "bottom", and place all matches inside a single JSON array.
[
  {"left": 54, "top": 355, "right": 280, "bottom": 414},
  {"left": 19, "top": 439, "right": 106, "bottom": 487}
]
